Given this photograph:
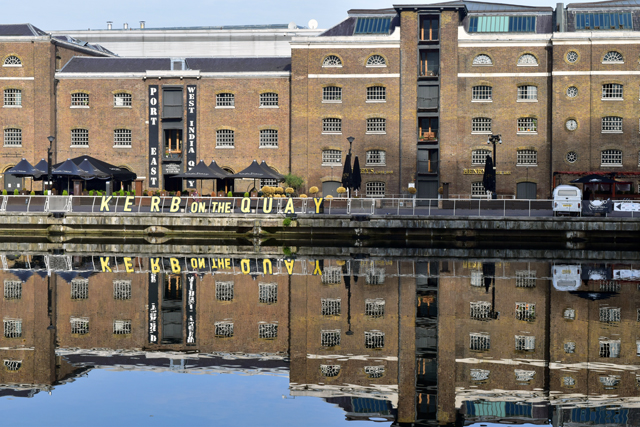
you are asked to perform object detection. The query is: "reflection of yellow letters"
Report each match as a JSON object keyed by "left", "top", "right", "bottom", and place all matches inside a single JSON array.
[
  {"left": 191, "top": 258, "right": 198, "bottom": 269},
  {"left": 123, "top": 196, "right": 134, "bottom": 212},
  {"left": 284, "top": 259, "right": 294, "bottom": 275},
  {"left": 225, "top": 259, "right": 231, "bottom": 269},
  {"left": 314, "top": 198, "right": 323, "bottom": 213},
  {"left": 241, "top": 198, "right": 250, "bottom": 213},
  {"left": 124, "top": 257, "right": 134, "bottom": 273},
  {"left": 150, "top": 258, "right": 160, "bottom": 273},
  {"left": 284, "top": 198, "right": 294, "bottom": 214},
  {"left": 150, "top": 196, "right": 160, "bottom": 212},
  {"left": 240, "top": 259, "right": 250, "bottom": 274},
  {"left": 198, "top": 258, "right": 206, "bottom": 269},
  {"left": 263, "top": 259, "right": 272, "bottom": 275},
  {"left": 263, "top": 198, "right": 272, "bottom": 213},
  {"left": 170, "top": 197, "right": 180, "bottom": 213},
  {"left": 313, "top": 260, "right": 322, "bottom": 276},
  {"left": 100, "top": 196, "right": 111, "bottom": 212},
  {"left": 170, "top": 257, "right": 180, "bottom": 273},
  {"left": 100, "top": 257, "right": 111, "bottom": 272}
]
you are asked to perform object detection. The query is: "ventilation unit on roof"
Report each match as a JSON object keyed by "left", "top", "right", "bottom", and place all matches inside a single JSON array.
[
  {"left": 140, "top": 21, "right": 145, "bottom": 29},
  {"left": 123, "top": 23, "right": 128, "bottom": 30},
  {"left": 107, "top": 21, "right": 112, "bottom": 30}
]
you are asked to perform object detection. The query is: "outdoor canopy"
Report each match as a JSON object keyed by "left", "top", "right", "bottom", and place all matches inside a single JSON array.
[
  {"left": 77, "top": 158, "right": 110, "bottom": 180},
  {"left": 208, "top": 160, "right": 232, "bottom": 178},
  {"left": 259, "top": 161, "right": 284, "bottom": 181},
  {"left": 230, "top": 160, "right": 282, "bottom": 180},
  {"left": 5, "top": 158, "right": 43, "bottom": 179},
  {"left": 174, "top": 160, "right": 229, "bottom": 180},
  {"left": 570, "top": 174, "right": 616, "bottom": 184},
  {"left": 52, "top": 156, "right": 137, "bottom": 181}
]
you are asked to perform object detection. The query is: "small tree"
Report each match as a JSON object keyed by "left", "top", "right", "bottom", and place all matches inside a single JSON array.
[{"left": 284, "top": 173, "right": 304, "bottom": 192}]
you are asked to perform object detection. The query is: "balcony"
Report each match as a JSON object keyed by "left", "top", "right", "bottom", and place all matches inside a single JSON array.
[
  {"left": 419, "top": 66, "right": 439, "bottom": 78},
  {"left": 418, "top": 130, "right": 438, "bottom": 143}
]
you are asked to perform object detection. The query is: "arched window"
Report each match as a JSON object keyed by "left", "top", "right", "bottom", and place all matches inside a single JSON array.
[
  {"left": 322, "top": 55, "right": 342, "bottom": 67},
  {"left": 517, "top": 54, "right": 538, "bottom": 66},
  {"left": 366, "top": 118, "right": 386, "bottom": 134},
  {"left": 366, "top": 55, "right": 386, "bottom": 67},
  {"left": 3, "top": 56, "right": 21, "bottom": 66},
  {"left": 472, "top": 54, "right": 492, "bottom": 66},
  {"left": 322, "top": 118, "right": 342, "bottom": 133},
  {"left": 3, "top": 128, "right": 21, "bottom": 147},
  {"left": 259, "top": 92, "right": 278, "bottom": 107},
  {"left": 602, "top": 83, "right": 623, "bottom": 99},
  {"left": 3, "top": 89, "right": 21, "bottom": 106},
  {"left": 471, "top": 149, "right": 490, "bottom": 165},
  {"left": 259, "top": 129, "right": 278, "bottom": 148},
  {"left": 216, "top": 129, "right": 235, "bottom": 148},
  {"left": 602, "top": 116, "right": 622, "bottom": 133},
  {"left": 601, "top": 149, "right": 622, "bottom": 166},
  {"left": 366, "top": 150, "right": 386, "bottom": 165},
  {"left": 216, "top": 93, "right": 234, "bottom": 107},
  {"left": 603, "top": 51, "right": 623, "bottom": 63},
  {"left": 113, "top": 92, "right": 132, "bottom": 107},
  {"left": 113, "top": 129, "right": 132, "bottom": 147},
  {"left": 472, "top": 85, "right": 492, "bottom": 101}
]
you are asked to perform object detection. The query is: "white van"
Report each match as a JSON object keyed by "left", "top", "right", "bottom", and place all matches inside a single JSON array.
[
  {"left": 552, "top": 265, "right": 582, "bottom": 291},
  {"left": 553, "top": 185, "right": 582, "bottom": 216}
]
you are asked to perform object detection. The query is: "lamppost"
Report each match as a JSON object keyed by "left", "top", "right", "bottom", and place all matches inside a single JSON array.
[
  {"left": 47, "top": 136, "right": 54, "bottom": 193},
  {"left": 486, "top": 134, "right": 502, "bottom": 199},
  {"left": 347, "top": 136, "right": 354, "bottom": 157}
]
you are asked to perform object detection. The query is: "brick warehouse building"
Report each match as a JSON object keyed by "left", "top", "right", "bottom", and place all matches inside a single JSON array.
[{"left": 3, "top": 0, "right": 640, "bottom": 198}]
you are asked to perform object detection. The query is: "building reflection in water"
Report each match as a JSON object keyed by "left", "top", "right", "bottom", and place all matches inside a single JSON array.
[{"left": 0, "top": 253, "right": 638, "bottom": 426}]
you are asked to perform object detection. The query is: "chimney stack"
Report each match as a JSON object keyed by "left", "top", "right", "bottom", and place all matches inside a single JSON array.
[
  {"left": 140, "top": 21, "right": 146, "bottom": 29},
  {"left": 107, "top": 21, "right": 113, "bottom": 30},
  {"left": 123, "top": 22, "right": 129, "bottom": 30}
]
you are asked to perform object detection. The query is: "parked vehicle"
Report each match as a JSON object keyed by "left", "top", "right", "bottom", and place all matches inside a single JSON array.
[
  {"left": 553, "top": 185, "right": 582, "bottom": 216},
  {"left": 552, "top": 264, "right": 581, "bottom": 291}
]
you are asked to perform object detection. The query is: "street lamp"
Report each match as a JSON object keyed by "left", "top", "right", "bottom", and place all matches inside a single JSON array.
[
  {"left": 47, "top": 136, "right": 54, "bottom": 193},
  {"left": 347, "top": 136, "right": 354, "bottom": 157},
  {"left": 486, "top": 134, "right": 502, "bottom": 199}
]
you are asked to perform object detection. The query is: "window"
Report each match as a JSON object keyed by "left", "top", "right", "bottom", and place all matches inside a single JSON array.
[
  {"left": 216, "top": 93, "right": 235, "bottom": 107},
  {"left": 603, "top": 51, "right": 624, "bottom": 63},
  {"left": 321, "top": 266, "right": 341, "bottom": 284},
  {"left": 71, "top": 278, "right": 89, "bottom": 300},
  {"left": 468, "top": 16, "right": 536, "bottom": 33},
  {"left": 566, "top": 151, "right": 578, "bottom": 163},
  {"left": 420, "top": 50, "right": 439, "bottom": 76},
  {"left": 471, "top": 182, "right": 485, "bottom": 197},
  {"left": 566, "top": 86, "right": 578, "bottom": 97},
  {"left": 515, "top": 302, "right": 535, "bottom": 321},
  {"left": 516, "top": 270, "right": 536, "bottom": 287},
  {"left": 420, "top": 16, "right": 439, "bottom": 41},
  {"left": 566, "top": 51, "right": 579, "bottom": 63},
  {"left": 365, "top": 366, "right": 385, "bottom": 379},
  {"left": 564, "top": 309, "right": 576, "bottom": 320},
  {"left": 322, "top": 149, "right": 342, "bottom": 165},
  {"left": 515, "top": 370, "right": 535, "bottom": 383},
  {"left": 164, "top": 129, "right": 182, "bottom": 155},
  {"left": 4, "top": 280, "right": 21, "bottom": 300},
  {"left": 470, "top": 333, "right": 490, "bottom": 351},
  {"left": 320, "top": 365, "right": 341, "bottom": 377},
  {"left": 3, "top": 55, "right": 21, "bottom": 66},
  {"left": 600, "top": 282, "right": 620, "bottom": 292},
  {"left": 601, "top": 149, "right": 622, "bottom": 166},
  {"left": 113, "top": 280, "right": 131, "bottom": 300},
  {"left": 4, "top": 360, "right": 21, "bottom": 371},
  {"left": 70, "top": 317, "right": 89, "bottom": 335},
  {"left": 162, "top": 88, "right": 182, "bottom": 118},
  {"left": 113, "top": 92, "right": 132, "bottom": 107},
  {"left": 471, "top": 149, "right": 490, "bottom": 165},
  {"left": 3, "top": 319, "right": 21, "bottom": 338},
  {"left": 576, "top": 12, "right": 632, "bottom": 30},
  {"left": 354, "top": 17, "right": 392, "bottom": 34},
  {"left": 258, "top": 323, "right": 278, "bottom": 339},
  {"left": 366, "top": 182, "right": 385, "bottom": 198},
  {"left": 259, "top": 92, "right": 278, "bottom": 107},
  {"left": 564, "top": 341, "right": 576, "bottom": 353},
  {"left": 515, "top": 335, "right": 536, "bottom": 351},
  {"left": 365, "top": 299, "right": 385, "bottom": 317},
  {"left": 322, "top": 118, "right": 342, "bottom": 134},
  {"left": 258, "top": 283, "right": 278, "bottom": 304},
  {"left": 260, "top": 178, "right": 277, "bottom": 188},
  {"left": 472, "top": 85, "right": 492, "bottom": 101},
  {"left": 215, "top": 321, "right": 234, "bottom": 338},
  {"left": 113, "top": 320, "right": 131, "bottom": 335},
  {"left": 517, "top": 54, "right": 538, "bottom": 66},
  {"left": 517, "top": 85, "right": 537, "bottom": 101},
  {"left": 472, "top": 54, "right": 492, "bottom": 66},
  {"left": 321, "top": 298, "right": 341, "bottom": 316},
  {"left": 71, "top": 129, "right": 89, "bottom": 146},
  {"left": 323, "top": 55, "right": 342, "bottom": 67},
  {"left": 366, "top": 118, "right": 386, "bottom": 134},
  {"left": 470, "top": 301, "right": 492, "bottom": 319},
  {"left": 366, "top": 55, "right": 387, "bottom": 67},
  {"left": 71, "top": 93, "right": 89, "bottom": 107},
  {"left": 259, "top": 129, "right": 278, "bottom": 148},
  {"left": 366, "top": 150, "right": 385, "bottom": 166},
  {"left": 419, "top": 117, "right": 438, "bottom": 141},
  {"left": 600, "top": 307, "right": 621, "bottom": 323},
  {"left": 599, "top": 339, "right": 621, "bottom": 358},
  {"left": 366, "top": 267, "right": 385, "bottom": 285},
  {"left": 517, "top": 117, "right": 537, "bottom": 133},
  {"left": 470, "top": 369, "right": 490, "bottom": 381},
  {"left": 114, "top": 129, "right": 132, "bottom": 147},
  {"left": 600, "top": 375, "right": 621, "bottom": 389},
  {"left": 216, "top": 129, "right": 234, "bottom": 148},
  {"left": 4, "top": 89, "right": 21, "bottom": 106},
  {"left": 517, "top": 149, "right": 537, "bottom": 166},
  {"left": 365, "top": 331, "right": 385, "bottom": 349},
  {"left": 471, "top": 117, "right": 491, "bottom": 133},
  {"left": 323, "top": 86, "right": 342, "bottom": 102},
  {"left": 602, "top": 83, "right": 623, "bottom": 99},
  {"left": 216, "top": 281, "right": 234, "bottom": 301},
  {"left": 4, "top": 128, "right": 21, "bottom": 147},
  {"left": 321, "top": 330, "right": 341, "bottom": 347},
  {"left": 367, "top": 85, "right": 386, "bottom": 102}
]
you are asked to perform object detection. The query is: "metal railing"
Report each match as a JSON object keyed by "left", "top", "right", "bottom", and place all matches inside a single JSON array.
[{"left": 0, "top": 195, "right": 636, "bottom": 218}]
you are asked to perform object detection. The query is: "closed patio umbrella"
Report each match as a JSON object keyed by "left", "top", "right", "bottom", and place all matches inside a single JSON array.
[
  {"left": 482, "top": 155, "right": 496, "bottom": 198},
  {"left": 352, "top": 156, "right": 362, "bottom": 196},
  {"left": 341, "top": 153, "right": 352, "bottom": 197}
]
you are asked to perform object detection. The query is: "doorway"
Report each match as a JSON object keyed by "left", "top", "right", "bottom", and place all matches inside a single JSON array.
[
  {"left": 516, "top": 182, "right": 537, "bottom": 199},
  {"left": 322, "top": 181, "right": 341, "bottom": 198}
]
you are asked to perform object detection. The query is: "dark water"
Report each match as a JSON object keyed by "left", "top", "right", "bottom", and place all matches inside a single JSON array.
[{"left": 0, "top": 251, "right": 639, "bottom": 426}]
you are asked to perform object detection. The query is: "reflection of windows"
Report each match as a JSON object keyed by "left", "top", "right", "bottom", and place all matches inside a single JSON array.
[
  {"left": 470, "top": 369, "right": 490, "bottom": 381},
  {"left": 470, "top": 333, "right": 490, "bottom": 351},
  {"left": 600, "top": 375, "right": 621, "bottom": 389},
  {"left": 516, "top": 270, "right": 536, "bottom": 287},
  {"left": 599, "top": 339, "right": 621, "bottom": 358},
  {"left": 113, "top": 280, "right": 131, "bottom": 300},
  {"left": 4, "top": 280, "right": 21, "bottom": 300},
  {"left": 600, "top": 282, "right": 620, "bottom": 292},
  {"left": 258, "top": 283, "right": 278, "bottom": 304},
  {"left": 366, "top": 267, "right": 385, "bottom": 285},
  {"left": 564, "top": 308, "right": 576, "bottom": 320},
  {"left": 470, "top": 270, "right": 483, "bottom": 287},
  {"left": 636, "top": 340, "right": 640, "bottom": 357},
  {"left": 215, "top": 321, "right": 234, "bottom": 338},
  {"left": 563, "top": 376, "right": 576, "bottom": 387},
  {"left": 3, "top": 360, "right": 21, "bottom": 371},
  {"left": 163, "top": 274, "right": 182, "bottom": 300},
  {"left": 322, "top": 298, "right": 341, "bottom": 316},
  {"left": 215, "top": 281, "right": 234, "bottom": 301},
  {"left": 113, "top": 320, "right": 131, "bottom": 335},
  {"left": 321, "top": 330, "right": 341, "bottom": 347},
  {"left": 321, "top": 365, "right": 341, "bottom": 377},
  {"left": 515, "top": 335, "right": 536, "bottom": 351},
  {"left": 470, "top": 301, "right": 491, "bottom": 319},
  {"left": 70, "top": 317, "right": 89, "bottom": 335},
  {"left": 564, "top": 342, "right": 576, "bottom": 353},
  {"left": 3, "top": 319, "right": 22, "bottom": 338},
  {"left": 365, "top": 366, "right": 385, "bottom": 378},
  {"left": 365, "top": 299, "right": 385, "bottom": 317},
  {"left": 71, "top": 278, "right": 89, "bottom": 300},
  {"left": 599, "top": 307, "right": 621, "bottom": 323},
  {"left": 515, "top": 369, "right": 535, "bottom": 383},
  {"left": 322, "top": 150, "right": 342, "bottom": 165},
  {"left": 321, "top": 266, "right": 342, "bottom": 284},
  {"left": 365, "top": 331, "right": 385, "bottom": 349},
  {"left": 258, "top": 323, "right": 278, "bottom": 339},
  {"left": 515, "top": 302, "right": 535, "bottom": 321}
]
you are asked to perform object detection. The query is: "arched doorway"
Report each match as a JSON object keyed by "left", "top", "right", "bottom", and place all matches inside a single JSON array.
[
  {"left": 2, "top": 165, "right": 23, "bottom": 192},
  {"left": 516, "top": 182, "right": 537, "bottom": 199}
]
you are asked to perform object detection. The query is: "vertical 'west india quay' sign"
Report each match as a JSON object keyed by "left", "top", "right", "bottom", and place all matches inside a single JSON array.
[
  {"left": 186, "top": 85, "right": 197, "bottom": 189},
  {"left": 149, "top": 85, "right": 159, "bottom": 188}
]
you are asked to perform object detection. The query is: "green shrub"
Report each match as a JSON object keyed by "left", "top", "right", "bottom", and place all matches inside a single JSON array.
[
  {"left": 283, "top": 218, "right": 292, "bottom": 227},
  {"left": 227, "top": 191, "right": 233, "bottom": 197},
  {"left": 131, "top": 189, "right": 136, "bottom": 196},
  {"left": 282, "top": 246, "right": 292, "bottom": 256},
  {"left": 2, "top": 190, "right": 6, "bottom": 196},
  {"left": 126, "top": 191, "right": 131, "bottom": 196},
  {"left": 244, "top": 192, "right": 250, "bottom": 197},
  {"left": 30, "top": 191, "right": 35, "bottom": 196},
  {"left": 62, "top": 190, "right": 68, "bottom": 196},
  {"left": 89, "top": 190, "right": 94, "bottom": 196},
  {"left": 284, "top": 173, "right": 304, "bottom": 191}
]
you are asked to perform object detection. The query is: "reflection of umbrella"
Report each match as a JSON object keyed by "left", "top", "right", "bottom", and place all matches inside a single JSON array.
[
  {"left": 9, "top": 270, "right": 33, "bottom": 283},
  {"left": 352, "top": 156, "right": 362, "bottom": 193},
  {"left": 482, "top": 262, "right": 495, "bottom": 293},
  {"left": 341, "top": 153, "right": 352, "bottom": 194},
  {"left": 6, "top": 158, "right": 43, "bottom": 179},
  {"left": 352, "top": 258, "right": 360, "bottom": 283},
  {"left": 569, "top": 291, "right": 616, "bottom": 301},
  {"left": 570, "top": 174, "right": 616, "bottom": 184},
  {"left": 78, "top": 159, "right": 110, "bottom": 180},
  {"left": 482, "top": 155, "right": 495, "bottom": 195},
  {"left": 56, "top": 271, "right": 78, "bottom": 283}
]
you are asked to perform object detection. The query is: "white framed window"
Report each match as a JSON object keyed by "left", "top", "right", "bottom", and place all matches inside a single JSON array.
[
  {"left": 602, "top": 83, "right": 623, "bottom": 99},
  {"left": 366, "top": 150, "right": 385, "bottom": 166},
  {"left": 215, "top": 321, "right": 234, "bottom": 338},
  {"left": 517, "top": 117, "right": 537, "bottom": 133},
  {"left": 366, "top": 267, "right": 385, "bottom": 285},
  {"left": 3, "top": 56, "right": 21, "bottom": 67},
  {"left": 599, "top": 306, "right": 621, "bottom": 323},
  {"left": 216, "top": 93, "right": 235, "bottom": 107},
  {"left": 517, "top": 54, "right": 538, "bottom": 66},
  {"left": 71, "top": 129, "right": 89, "bottom": 147},
  {"left": 517, "top": 85, "right": 537, "bottom": 101},
  {"left": 258, "top": 283, "right": 278, "bottom": 304},
  {"left": 515, "top": 302, "right": 535, "bottom": 321},
  {"left": 365, "top": 298, "right": 385, "bottom": 317},
  {"left": 517, "top": 149, "right": 537, "bottom": 166},
  {"left": 603, "top": 51, "right": 624, "bottom": 63},
  {"left": 601, "top": 149, "right": 622, "bottom": 166},
  {"left": 323, "top": 86, "right": 342, "bottom": 103},
  {"left": 472, "top": 54, "right": 492, "bottom": 66},
  {"left": 322, "top": 118, "right": 342, "bottom": 134},
  {"left": 516, "top": 270, "right": 536, "bottom": 287},
  {"left": 564, "top": 341, "right": 576, "bottom": 353},
  {"left": 113, "top": 280, "right": 131, "bottom": 300},
  {"left": 71, "top": 278, "right": 89, "bottom": 300},
  {"left": 216, "top": 129, "right": 234, "bottom": 148},
  {"left": 471, "top": 149, "right": 490, "bottom": 165},
  {"left": 470, "top": 269, "right": 483, "bottom": 286},
  {"left": 113, "top": 92, "right": 132, "bottom": 107},
  {"left": 4, "top": 360, "right": 21, "bottom": 371},
  {"left": 259, "top": 92, "right": 278, "bottom": 107},
  {"left": 259, "top": 129, "right": 278, "bottom": 148},
  {"left": 322, "top": 55, "right": 342, "bottom": 67},
  {"left": 471, "top": 117, "right": 492, "bottom": 133},
  {"left": 71, "top": 93, "right": 89, "bottom": 107},
  {"left": 366, "top": 54, "right": 387, "bottom": 67},
  {"left": 599, "top": 340, "right": 621, "bottom": 358},
  {"left": 4, "top": 280, "right": 21, "bottom": 300},
  {"left": 320, "top": 365, "right": 341, "bottom": 377},
  {"left": 70, "top": 317, "right": 89, "bottom": 335},
  {"left": 471, "top": 85, "right": 492, "bottom": 101},
  {"left": 114, "top": 129, "right": 132, "bottom": 147},
  {"left": 366, "top": 181, "right": 385, "bottom": 198},
  {"left": 215, "top": 281, "right": 234, "bottom": 301},
  {"left": 322, "top": 149, "right": 342, "bottom": 166},
  {"left": 4, "top": 89, "right": 21, "bottom": 106},
  {"left": 258, "top": 323, "right": 278, "bottom": 339},
  {"left": 367, "top": 85, "right": 386, "bottom": 102},
  {"left": 321, "top": 266, "right": 342, "bottom": 284},
  {"left": 600, "top": 282, "right": 620, "bottom": 292},
  {"left": 471, "top": 369, "right": 490, "bottom": 381},
  {"left": 365, "top": 366, "right": 385, "bottom": 378},
  {"left": 3, "top": 319, "right": 22, "bottom": 338},
  {"left": 365, "top": 330, "right": 385, "bottom": 349},
  {"left": 602, "top": 116, "right": 622, "bottom": 133},
  {"left": 515, "top": 370, "right": 535, "bottom": 382},
  {"left": 321, "top": 298, "right": 341, "bottom": 316},
  {"left": 260, "top": 178, "right": 277, "bottom": 188},
  {"left": 469, "top": 332, "right": 490, "bottom": 350},
  {"left": 515, "top": 335, "right": 536, "bottom": 351},
  {"left": 321, "top": 329, "right": 341, "bottom": 347},
  {"left": 470, "top": 301, "right": 492, "bottom": 319},
  {"left": 4, "top": 128, "right": 21, "bottom": 147},
  {"left": 113, "top": 320, "right": 131, "bottom": 335},
  {"left": 366, "top": 118, "right": 386, "bottom": 134},
  {"left": 600, "top": 375, "right": 621, "bottom": 389},
  {"left": 471, "top": 182, "right": 485, "bottom": 197}
]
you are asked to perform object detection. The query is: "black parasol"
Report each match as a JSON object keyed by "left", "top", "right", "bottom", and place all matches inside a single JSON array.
[
  {"left": 352, "top": 156, "right": 362, "bottom": 194},
  {"left": 78, "top": 158, "right": 110, "bottom": 180},
  {"left": 570, "top": 174, "right": 616, "bottom": 184},
  {"left": 482, "top": 155, "right": 496, "bottom": 196},
  {"left": 341, "top": 153, "right": 352, "bottom": 194},
  {"left": 5, "top": 158, "right": 43, "bottom": 179}
]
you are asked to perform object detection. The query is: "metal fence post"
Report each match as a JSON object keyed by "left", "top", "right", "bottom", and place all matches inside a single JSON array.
[
  {"left": 453, "top": 199, "right": 456, "bottom": 216},
  {"left": 503, "top": 199, "right": 506, "bottom": 217},
  {"left": 529, "top": 199, "right": 531, "bottom": 217},
  {"left": 26, "top": 196, "right": 31, "bottom": 212},
  {"left": 138, "top": 196, "right": 142, "bottom": 212}
]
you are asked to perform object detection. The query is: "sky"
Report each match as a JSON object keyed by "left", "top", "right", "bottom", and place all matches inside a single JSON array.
[{"left": 12, "top": 0, "right": 561, "bottom": 32}]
